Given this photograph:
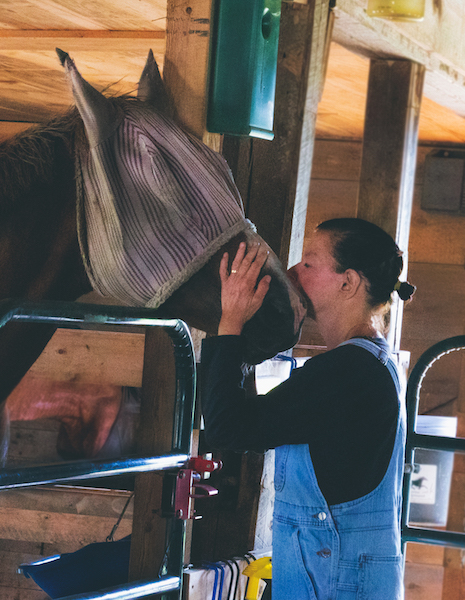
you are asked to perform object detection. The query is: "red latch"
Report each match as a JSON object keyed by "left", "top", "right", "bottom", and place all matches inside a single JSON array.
[
  {"left": 174, "top": 455, "right": 222, "bottom": 520},
  {"left": 185, "top": 456, "right": 223, "bottom": 475}
]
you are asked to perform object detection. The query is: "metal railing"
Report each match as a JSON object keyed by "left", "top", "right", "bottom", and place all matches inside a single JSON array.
[
  {"left": 402, "top": 335, "right": 465, "bottom": 549},
  {"left": 0, "top": 299, "right": 197, "bottom": 599}
]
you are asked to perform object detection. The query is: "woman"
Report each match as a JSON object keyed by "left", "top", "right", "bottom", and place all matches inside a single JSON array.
[{"left": 201, "top": 218, "right": 415, "bottom": 599}]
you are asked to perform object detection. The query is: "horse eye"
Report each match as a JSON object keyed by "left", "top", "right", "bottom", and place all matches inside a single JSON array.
[{"left": 304, "top": 263, "right": 311, "bottom": 268}]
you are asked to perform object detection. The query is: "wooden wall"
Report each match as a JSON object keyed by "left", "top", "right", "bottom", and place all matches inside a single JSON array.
[
  {"left": 0, "top": 486, "right": 133, "bottom": 600},
  {"left": 299, "top": 139, "right": 465, "bottom": 369},
  {"left": 1, "top": 328, "right": 141, "bottom": 599}
]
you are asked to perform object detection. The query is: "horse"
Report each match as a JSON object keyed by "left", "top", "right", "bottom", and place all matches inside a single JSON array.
[{"left": 0, "top": 49, "right": 306, "bottom": 462}]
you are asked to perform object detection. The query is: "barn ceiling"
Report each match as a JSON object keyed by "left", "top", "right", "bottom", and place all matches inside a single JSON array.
[
  {"left": 1, "top": 1, "right": 465, "bottom": 144},
  {"left": 0, "top": 0, "right": 166, "bottom": 124}
]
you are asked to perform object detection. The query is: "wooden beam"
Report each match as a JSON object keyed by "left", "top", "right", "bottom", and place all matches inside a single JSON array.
[
  {"left": 223, "top": 0, "right": 331, "bottom": 267},
  {"left": 163, "top": 0, "right": 220, "bottom": 149},
  {"left": 357, "top": 60, "right": 425, "bottom": 243},
  {"left": 128, "top": 329, "right": 177, "bottom": 582},
  {"left": 0, "top": 122, "right": 36, "bottom": 142},
  {"left": 356, "top": 59, "right": 424, "bottom": 351},
  {"left": 332, "top": 0, "right": 465, "bottom": 119},
  {"left": 0, "top": 506, "right": 132, "bottom": 545},
  {"left": 0, "top": 30, "right": 165, "bottom": 39},
  {"left": 26, "top": 329, "right": 145, "bottom": 387},
  {"left": 0, "top": 486, "right": 133, "bottom": 521},
  {"left": 0, "top": 37, "right": 165, "bottom": 53},
  {"left": 131, "top": 0, "right": 216, "bottom": 571}
]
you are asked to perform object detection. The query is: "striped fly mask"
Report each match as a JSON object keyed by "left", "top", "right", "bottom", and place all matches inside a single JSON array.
[{"left": 57, "top": 49, "right": 253, "bottom": 308}]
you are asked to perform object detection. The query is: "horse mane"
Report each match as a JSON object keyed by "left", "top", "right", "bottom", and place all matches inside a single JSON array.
[
  {"left": 0, "top": 95, "right": 153, "bottom": 215},
  {"left": 0, "top": 108, "right": 86, "bottom": 212}
]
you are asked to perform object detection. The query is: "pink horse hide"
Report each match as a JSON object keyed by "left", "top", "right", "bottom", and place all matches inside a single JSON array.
[{"left": 6, "top": 374, "right": 138, "bottom": 460}]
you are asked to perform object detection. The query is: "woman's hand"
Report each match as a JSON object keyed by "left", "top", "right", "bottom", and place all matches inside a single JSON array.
[{"left": 218, "top": 242, "right": 271, "bottom": 336}]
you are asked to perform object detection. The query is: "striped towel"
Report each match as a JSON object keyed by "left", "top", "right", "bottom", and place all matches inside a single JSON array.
[{"left": 76, "top": 100, "right": 253, "bottom": 308}]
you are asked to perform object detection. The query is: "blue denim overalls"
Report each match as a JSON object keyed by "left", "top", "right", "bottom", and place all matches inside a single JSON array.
[{"left": 272, "top": 338, "right": 405, "bottom": 599}]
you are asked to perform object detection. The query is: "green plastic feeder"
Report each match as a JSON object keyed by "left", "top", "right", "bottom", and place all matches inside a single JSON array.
[{"left": 207, "top": 0, "right": 281, "bottom": 140}]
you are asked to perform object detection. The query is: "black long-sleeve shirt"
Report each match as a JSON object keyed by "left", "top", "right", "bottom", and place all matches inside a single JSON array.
[{"left": 201, "top": 336, "right": 399, "bottom": 505}]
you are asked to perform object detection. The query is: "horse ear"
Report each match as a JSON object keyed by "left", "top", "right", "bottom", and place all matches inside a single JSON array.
[
  {"left": 138, "top": 50, "right": 173, "bottom": 117},
  {"left": 56, "top": 48, "right": 123, "bottom": 148}
]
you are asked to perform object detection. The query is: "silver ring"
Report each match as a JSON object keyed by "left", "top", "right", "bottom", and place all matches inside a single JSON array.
[{"left": 231, "top": 269, "right": 237, "bottom": 274}]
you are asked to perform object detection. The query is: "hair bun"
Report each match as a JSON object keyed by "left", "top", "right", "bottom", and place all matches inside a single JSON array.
[{"left": 396, "top": 281, "right": 416, "bottom": 302}]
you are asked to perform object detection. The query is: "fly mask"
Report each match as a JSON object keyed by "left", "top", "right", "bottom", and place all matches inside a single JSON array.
[{"left": 58, "top": 49, "right": 254, "bottom": 308}]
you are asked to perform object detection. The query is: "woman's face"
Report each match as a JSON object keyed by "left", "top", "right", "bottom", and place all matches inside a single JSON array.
[{"left": 289, "top": 230, "right": 344, "bottom": 319}]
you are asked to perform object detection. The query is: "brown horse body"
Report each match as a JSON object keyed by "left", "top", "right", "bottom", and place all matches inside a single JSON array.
[{"left": 0, "top": 51, "right": 306, "bottom": 462}]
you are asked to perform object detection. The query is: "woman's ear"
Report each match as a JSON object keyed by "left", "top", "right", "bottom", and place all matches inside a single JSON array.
[{"left": 340, "top": 269, "right": 362, "bottom": 299}]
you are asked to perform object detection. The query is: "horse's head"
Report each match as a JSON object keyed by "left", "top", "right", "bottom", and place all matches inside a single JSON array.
[
  {"left": 239, "top": 230, "right": 307, "bottom": 364},
  {"left": 57, "top": 49, "right": 306, "bottom": 364}
]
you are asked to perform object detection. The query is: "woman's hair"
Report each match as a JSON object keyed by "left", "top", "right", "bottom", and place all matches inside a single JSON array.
[{"left": 317, "top": 218, "right": 416, "bottom": 308}]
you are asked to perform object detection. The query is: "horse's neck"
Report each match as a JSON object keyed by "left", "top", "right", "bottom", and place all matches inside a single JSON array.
[
  {"left": 0, "top": 115, "right": 91, "bottom": 406},
  {"left": 0, "top": 114, "right": 90, "bottom": 302}
]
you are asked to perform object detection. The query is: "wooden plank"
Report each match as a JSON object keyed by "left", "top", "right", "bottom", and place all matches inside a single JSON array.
[
  {"left": 8, "top": 420, "right": 61, "bottom": 465},
  {"left": 0, "top": 0, "right": 167, "bottom": 31},
  {"left": 441, "top": 566, "right": 464, "bottom": 600},
  {"left": 310, "top": 139, "right": 363, "bottom": 181},
  {"left": 0, "top": 41, "right": 166, "bottom": 122},
  {"left": 27, "top": 328, "right": 145, "bottom": 386},
  {"left": 409, "top": 186, "right": 465, "bottom": 266},
  {"left": 357, "top": 59, "right": 425, "bottom": 352},
  {"left": 1, "top": 548, "right": 55, "bottom": 590},
  {"left": 0, "top": 122, "right": 34, "bottom": 142},
  {"left": 404, "top": 562, "right": 444, "bottom": 600},
  {"left": 305, "top": 178, "right": 358, "bottom": 234},
  {"left": 0, "top": 589, "right": 44, "bottom": 600},
  {"left": 310, "top": 141, "right": 453, "bottom": 186},
  {"left": 405, "top": 542, "right": 445, "bottom": 566},
  {"left": 0, "top": 486, "right": 134, "bottom": 519},
  {"left": 0, "top": 36, "right": 165, "bottom": 52},
  {"left": 128, "top": 328, "right": 177, "bottom": 581},
  {"left": 223, "top": 0, "right": 331, "bottom": 267},
  {"left": 0, "top": 537, "right": 81, "bottom": 557},
  {"left": 0, "top": 30, "right": 165, "bottom": 38},
  {"left": 0, "top": 507, "right": 132, "bottom": 545},
  {"left": 190, "top": 450, "right": 264, "bottom": 562}
]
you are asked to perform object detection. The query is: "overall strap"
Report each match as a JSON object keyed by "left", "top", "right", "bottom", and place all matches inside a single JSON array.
[{"left": 338, "top": 338, "right": 401, "bottom": 396}]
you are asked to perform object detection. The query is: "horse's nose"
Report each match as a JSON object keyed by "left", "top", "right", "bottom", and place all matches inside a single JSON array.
[
  {"left": 286, "top": 265, "right": 300, "bottom": 289},
  {"left": 285, "top": 266, "right": 307, "bottom": 333}
]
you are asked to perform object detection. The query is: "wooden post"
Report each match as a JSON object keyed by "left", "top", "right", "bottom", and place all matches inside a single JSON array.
[
  {"left": 223, "top": 0, "right": 332, "bottom": 267},
  {"left": 163, "top": 0, "right": 220, "bottom": 151},
  {"left": 128, "top": 328, "right": 176, "bottom": 582},
  {"left": 128, "top": 1, "right": 218, "bottom": 579},
  {"left": 356, "top": 59, "right": 425, "bottom": 352}
]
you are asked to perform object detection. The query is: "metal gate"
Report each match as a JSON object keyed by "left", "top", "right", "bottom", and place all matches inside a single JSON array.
[
  {"left": 402, "top": 335, "right": 465, "bottom": 550},
  {"left": 0, "top": 299, "right": 197, "bottom": 599}
]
